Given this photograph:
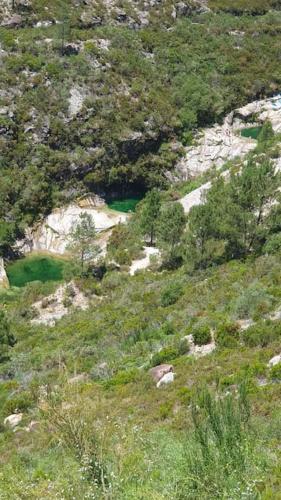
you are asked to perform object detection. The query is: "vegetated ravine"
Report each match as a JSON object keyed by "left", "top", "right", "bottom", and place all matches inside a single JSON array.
[{"left": 0, "top": 1, "right": 281, "bottom": 499}]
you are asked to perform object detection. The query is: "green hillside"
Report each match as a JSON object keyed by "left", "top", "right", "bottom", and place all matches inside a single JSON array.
[
  {"left": 0, "top": 1, "right": 281, "bottom": 498},
  {"left": 1, "top": 0, "right": 281, "bottom": 241}
]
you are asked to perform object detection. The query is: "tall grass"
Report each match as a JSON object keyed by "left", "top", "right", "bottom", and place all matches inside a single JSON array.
[{"left": 180, "top": 385, "right": 265, "bottom": 499}]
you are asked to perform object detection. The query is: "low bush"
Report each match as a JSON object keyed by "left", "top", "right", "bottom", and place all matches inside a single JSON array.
[
  {"left": 270, "top": 363, "right": 281, "bottom": 380},
  {"left": 215, "top": 322, "right": 240, "bottom": 348},
  {"left": 192, "top": 324, "right": 211, "bottom": 346},
  {"left": 177, "top": 386, "right": 192, "bottom": 404},
  {"left": 232, "top": 283, "right": 274, "bottom": 319},
  {"left": 150, "top": 346, "right": 178, "bottom": 367},
  {"left": 160, "top": 282, "right": 183, "bottom": 307},
  {"left": 243, "top": 320, "right": 281, "bottom": 347},
  {"left": 161, "top": 322, "right": 175, "bottom": 336},
  {"left": 177, "top": 337, "right": 190, "bottom": 355},
  {"left": 3, "top": 391, "right": 34, "bottom": 415},
  {"left": 105, "top": 368, "right": 139, "bottom": 388},
  {"left": 159, "top": 401, "right": 173, "bottom": 420}
]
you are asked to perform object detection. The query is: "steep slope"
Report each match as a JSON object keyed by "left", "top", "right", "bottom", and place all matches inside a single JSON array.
[{"left": 2, "top": 4, "right": 281, "bottom": 247}]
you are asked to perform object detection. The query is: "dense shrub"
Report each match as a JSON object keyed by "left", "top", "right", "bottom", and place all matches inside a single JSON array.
[
  {"left": 263, "top": 233, "right": 281, "bottom": 255},
  {"left": 243, "top": 320, "right": 281, "bottom": 347},
  {"left": 232, "top": 283, "right": 274, "bottom": 319},
  {"left": 215, "top": 322, "right": 240, "bottom": 348},
  {"left": 150, "top": 346, "right": 178, "bottom": 366},
  {"left": 180, "top": 385, "right": 267, "bottom": 499},
  {"left": 160, "top": 282, "right": 183, "bottom": 307},
  {"left": 270, "top": 363, "right": 281, "bottom": 380},
  {"left": 3, "top": 391, "right": 34, "bottom": 415},
  {"left": 105, "top": 368, "right": 139, "bottom": 388},
  {"left": 192, "top": 324, "right": 211, "bottom": 346},
  {"left": 0, "top": 311, "right": 16, "bottom": 362},
  {"left": 177, "top": 337, "right": 190, "bottom": 355},
  {"left": 161, "top": 322, "right": 175, "bottom": 336}
]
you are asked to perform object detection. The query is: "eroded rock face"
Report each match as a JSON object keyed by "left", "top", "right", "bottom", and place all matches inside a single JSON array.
[
  {"left": 175, "top": 95, "right": 281, "bottom": 180},
  {"left": 0, "top": 258, "right": 9, "bottom": 288},
  {"left": 16, "top": 196, "right": 128, "bottom": 255}
]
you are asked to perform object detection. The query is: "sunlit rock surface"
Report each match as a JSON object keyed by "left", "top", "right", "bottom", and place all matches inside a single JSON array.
[
  {"left": 16, "top": 196, "right": 128, "bottom": 255},
  {"left": 0, "top": 258, "right": 9, "bottom": 288},
  {"left": 175, "top": 95, "right": 281, "bottom": 179}
]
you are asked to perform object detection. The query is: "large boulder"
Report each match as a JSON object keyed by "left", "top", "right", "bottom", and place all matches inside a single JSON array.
[
  {"left": 4, "top": 413, "right": 23, "bottom": 428},
  {"left": 268, "top": 354, "right": 281, "bottom": 367},
  {"left": 149, "top": 364, "right": 174, "bottom": 383},
  {"left": 156, "top": 371, "right": 175, "bottom": 388},
  {"left": 1, "top": 14, "right": 23, "bottom": 28},
  {"left": 68, "top": 373, "right": 88, "bottom": 384}
]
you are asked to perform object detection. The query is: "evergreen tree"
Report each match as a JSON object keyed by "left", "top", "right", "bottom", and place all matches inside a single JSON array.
[
  {"left": 158, "top": 202, "right": 186, "bottom": 265},
  {"left": 68, "top": 212, "right": 100, "bottom": 274},
  {"left": 0, "top": 310, "right": 16, "bottom": 362},
  {"left": 186, "top": 158, "right": 280, "bottom": 268},
  {"left": 139, "top": 189, "right": 161, "bottom": 245}
]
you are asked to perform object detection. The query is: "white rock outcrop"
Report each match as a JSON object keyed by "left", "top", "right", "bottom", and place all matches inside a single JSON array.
[
  {"left": 175, "top": 95, "right": 281, "bottom": 180},
  {"left": 180, "top": 180, "right": 211, "bottom": 214},
  {"left": 17, "top": 196, "right": 128, "bottom": 255},
  {"left": 156, "top": 371, "right": 175, "bottom": 388},
  {"left": 268, "top": 354, "right": 281, "bottom": 368},
  {"left": 31, "top": 281, "right": 89, "bottom": 326},
  {"left": 68, "top": 88, "right": 86, "bottom": 117},
  {"left": 129, "top": 246, "right": 160, "bottom": 275},
  {"left": 149, "top": 364, "right": 174, "bottom": 384},
  {"left": 185, "top": 334, "right": 216, "bottom": 358},
  {"left": 4, "top": 413, "right": 23, "bottom": 428},
  {"left": 179, "top": 170, "right": 229, "bottom": 214},
  {"left": 0, "top": 258, "right": 9, "bottom": 288}
]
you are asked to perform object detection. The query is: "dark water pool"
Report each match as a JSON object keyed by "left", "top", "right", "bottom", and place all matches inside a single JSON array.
[
  {"left": 7, "top": 256, "right": 67, "bottom": 287},
  {"left": 241, "top": 126, "right": 262, "bottom": 140},
  {"left": 107, "top": 197, "right": 142, "bottom": 213}
]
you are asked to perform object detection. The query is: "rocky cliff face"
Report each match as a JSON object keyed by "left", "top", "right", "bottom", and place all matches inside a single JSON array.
[
  {"left": 0, "top": 0, "right": 209, "bottom": 28},
  {"left": 16, "top": 196, "right": 128, "bottom": 255},
  {"left": 174, "top": 95, "right": 281, "bottom": 180}
]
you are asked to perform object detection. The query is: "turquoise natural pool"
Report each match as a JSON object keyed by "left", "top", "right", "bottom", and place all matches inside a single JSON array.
[
  {"left": 107, "top": 196, "right": 142, "bottom": 213},
  {"left": 7, "top": 255, "right": 67, "bottom": 287},
  {"left": 241, "top": 126, "right": 262, "bottom": 140}
]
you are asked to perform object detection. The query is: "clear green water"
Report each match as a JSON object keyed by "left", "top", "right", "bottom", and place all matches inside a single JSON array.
[
  {"left": 241, "top": 126, "right": 262, "bottom": 140},
  {"left": 107, "top": 197, "right": 142, "bottom": 213},
  {"left": 7, "top": 256, "right": 66, "bottom": 287}
]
